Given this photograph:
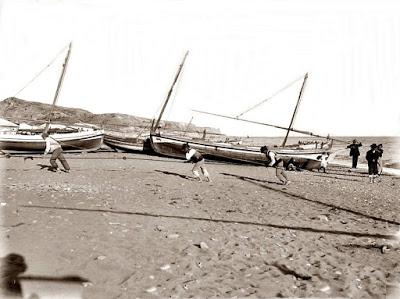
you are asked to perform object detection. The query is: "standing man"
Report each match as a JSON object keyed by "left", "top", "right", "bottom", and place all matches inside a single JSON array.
[
  {"left": 182, "top": 143, "right": 210, "bottom": 182},
  {"left": 366, "top": 143, "right": 380, "bottom": 183},
  {"left": 347, "top": 139, "right": 362, "bottom": 169},
  {"left": 260, "top": 146, "right": 290, "bottom": 185},
  {"left": 42, "top": 132, "right": 70, "bottom": 173}
]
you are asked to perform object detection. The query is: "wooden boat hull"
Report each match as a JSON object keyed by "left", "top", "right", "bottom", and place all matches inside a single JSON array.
[
  {"left": 0, "top": 130, "right": 104, "bottom": 154},
  {"left": 103, "top": 134, "right": 144, "bottom": 152},
  {"left": 150, "top": 134, "right": 329, "bottom": 170}
]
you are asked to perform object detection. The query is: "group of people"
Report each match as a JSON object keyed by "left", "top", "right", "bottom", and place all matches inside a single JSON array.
[
  {"left": 43, "top": 132, "right": 385, "bottom": 185},
  {"left": 40, "top": 131, "right": 288, "bottom": 185},
  {"left": 182, "top": 143, "right": 290, "bottom": 185},
  {"left": 186, "top": 139, "right": 386, "bottom": 185},
  {"left": 347, "top": 139, "right": 384, "bottom": 183}
]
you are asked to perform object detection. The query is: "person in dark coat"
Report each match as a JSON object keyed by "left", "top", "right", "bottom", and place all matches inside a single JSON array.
[
  {"left": 347, "top": 139, "right": 362, "bottom": 169},
  {"left": 366, "top": 143, "right": 380, "bottom": 183}
]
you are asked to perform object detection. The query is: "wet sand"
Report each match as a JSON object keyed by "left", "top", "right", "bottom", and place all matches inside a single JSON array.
[{"left": 1, "top": 152, "right": 399, "bottom": 298}]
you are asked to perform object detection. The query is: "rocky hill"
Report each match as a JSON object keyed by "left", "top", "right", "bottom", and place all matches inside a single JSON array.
[{"left": 0, "top": 97, "right": 221, "bottom": 137}]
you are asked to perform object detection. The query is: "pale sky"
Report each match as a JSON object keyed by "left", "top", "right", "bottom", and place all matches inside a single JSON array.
[{"left": 0, "top": 0, "right": 399, "bottom": 136}]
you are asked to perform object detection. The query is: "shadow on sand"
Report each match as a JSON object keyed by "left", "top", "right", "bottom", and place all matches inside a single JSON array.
[
  {"left": 220, "top": 172, "right": 400, "bottom": 226},
  {"left": 155, "top": 170, "right": 192, "bottom": 180},
  {"left": 20, "top": 204, "right": 396, "bottom": 241},
  {"left": 36, "top": 164, "right": 55, "bottom": 172},
  {"left": 0, "top": 253, "right": 88, "bottom": 298}
]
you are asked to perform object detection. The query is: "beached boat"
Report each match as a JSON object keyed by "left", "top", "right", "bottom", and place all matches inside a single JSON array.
[
  {"left": 103, "top": 133, "right": 150, "bottom": 153},
  {"left": 148, "top": 55, "right": 339, "bottom": 170},
  {"left": 151, "top": 133, "right": 327, "bottom": 170},
  {"left": 0, "top": 43, "right": 105, "bottom": 154},
  {"left": 0, "top": 129, "right": 104, "bottom": 154}
]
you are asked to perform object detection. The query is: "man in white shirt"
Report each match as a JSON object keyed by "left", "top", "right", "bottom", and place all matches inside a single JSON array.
[
  {"left": 260, "top": 146, "right": 290, "bottom": 185},
  {"left": 42, "top": 132, "right": 70, "bottom": 173},
  {"left": 317, "top": 153, "right": 329, "bottom": 173},
  {"left": 182, "top": 143, "right": 211, "bottom": 182}
]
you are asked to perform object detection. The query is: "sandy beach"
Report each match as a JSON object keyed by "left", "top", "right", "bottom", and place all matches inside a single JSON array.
[{"left": 1, "top": 152, "right": 399, "bottom": 298}]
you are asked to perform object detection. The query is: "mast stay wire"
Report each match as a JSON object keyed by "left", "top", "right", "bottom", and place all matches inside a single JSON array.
[
  {"left": 161, "top": 54, "right": 187, "bottom": 126},
  {"left": 12, "top": 43, "right": 70, "bottom": 98},
  {"left": 235, "top": 74, "right": 305, "bottom": 118}
]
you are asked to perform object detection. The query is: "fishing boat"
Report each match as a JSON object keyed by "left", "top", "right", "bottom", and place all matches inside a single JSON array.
[
  {"left": 103, "top": 133, "right": 151, "bottom": 153},
  {"left": 151, "top": 133, "right": 328, "bottom": 169},
  {"left": 0, "top": 129, "right": 104, "bottom": 154},
  {"left": 148, "top": 53, "right": 341, "bottom": 170},
  {"left": 102, "top": 118, "right": 155, "bottom": 153},
  {"left": 0, "top": 43, "right": 104, "bottom": 154}
]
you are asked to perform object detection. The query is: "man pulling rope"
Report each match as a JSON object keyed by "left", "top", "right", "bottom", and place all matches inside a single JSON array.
[{"left": 42, "top": 132, "right": 70, "bottom": 173}]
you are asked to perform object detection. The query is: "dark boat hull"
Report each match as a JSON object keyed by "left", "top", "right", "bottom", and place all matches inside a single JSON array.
[
  {"left": 150, "top": 134, "right": 328, "bottom": 170},
  {"left": 103, "top": 134, "right": 144, "bottom": 152}
]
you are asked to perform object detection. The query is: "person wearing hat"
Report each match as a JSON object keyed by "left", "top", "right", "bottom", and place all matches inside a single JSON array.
[
  {"left": 260, "top": 145, "right": 290, "bottom": 185},
  {"left": 346, "top": 139, "right": 362, "bottom": 169},
  {"left": 182, "top": 143, "right": 210, "bottom": 182},
  {"left": 42, "top": 132, "right": 70, "bottom": 173},
  {"left": 366, "top": 143, "right": 380, "bottom": 183}
]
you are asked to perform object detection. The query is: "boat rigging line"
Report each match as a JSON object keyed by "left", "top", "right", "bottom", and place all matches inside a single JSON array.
[
  {"left": 192, "top": 109, "right": 348, "bottom": 143},
  {"left": 235, "top": 74, "right": 305, "bottom": 118},
  {"left": 12, "top": 43, "right": 70, "bottom": 98}
]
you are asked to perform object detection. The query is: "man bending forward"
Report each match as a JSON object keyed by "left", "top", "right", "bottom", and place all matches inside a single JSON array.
[
  {"left": 42, "top": 132, "right": 70, "bottom": 173},
  {"left": 182, "top": 143, "right": 210, "bottom": 182}
]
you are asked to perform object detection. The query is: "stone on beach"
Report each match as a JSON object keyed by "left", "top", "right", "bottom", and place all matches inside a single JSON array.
[
  {"left": 199, "top": 241, "right": 209, "bottom": 250},
  {"left": 167, "top": 234, "right": 180, "bottom": 239}
]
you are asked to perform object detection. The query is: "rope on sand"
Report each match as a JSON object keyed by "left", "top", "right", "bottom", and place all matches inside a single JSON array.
[
  {"left": 19, "top": 204, "right": 398, "bottom": 241},
  {"left": 0, "top": 153, "right": 250, "bottom": 166}
]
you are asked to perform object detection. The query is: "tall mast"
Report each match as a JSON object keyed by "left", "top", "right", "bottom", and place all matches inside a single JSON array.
[
  {"left": 151, "top": 51, "right": 189, "bottom": 133},
  {"left": 44, "top": 42, "right": 73, "bottom": 132},
  {"left": 281, "top": 72, "right": 308, "bottom": 147}
]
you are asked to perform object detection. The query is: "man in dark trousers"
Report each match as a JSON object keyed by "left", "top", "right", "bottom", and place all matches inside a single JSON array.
[
  {"left": 347, "top": 139, "right": 362, "bottom": 169},
  {"left": 366, "top": 143, "right": 380, "bottom": 183},
  {"left": 42, "top": 132, "right": 70, "bottom": 173}
]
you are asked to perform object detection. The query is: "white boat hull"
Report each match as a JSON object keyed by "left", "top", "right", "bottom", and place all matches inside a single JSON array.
[{"left": 0, "top": 130, "right": 104, "bottom": 154}]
